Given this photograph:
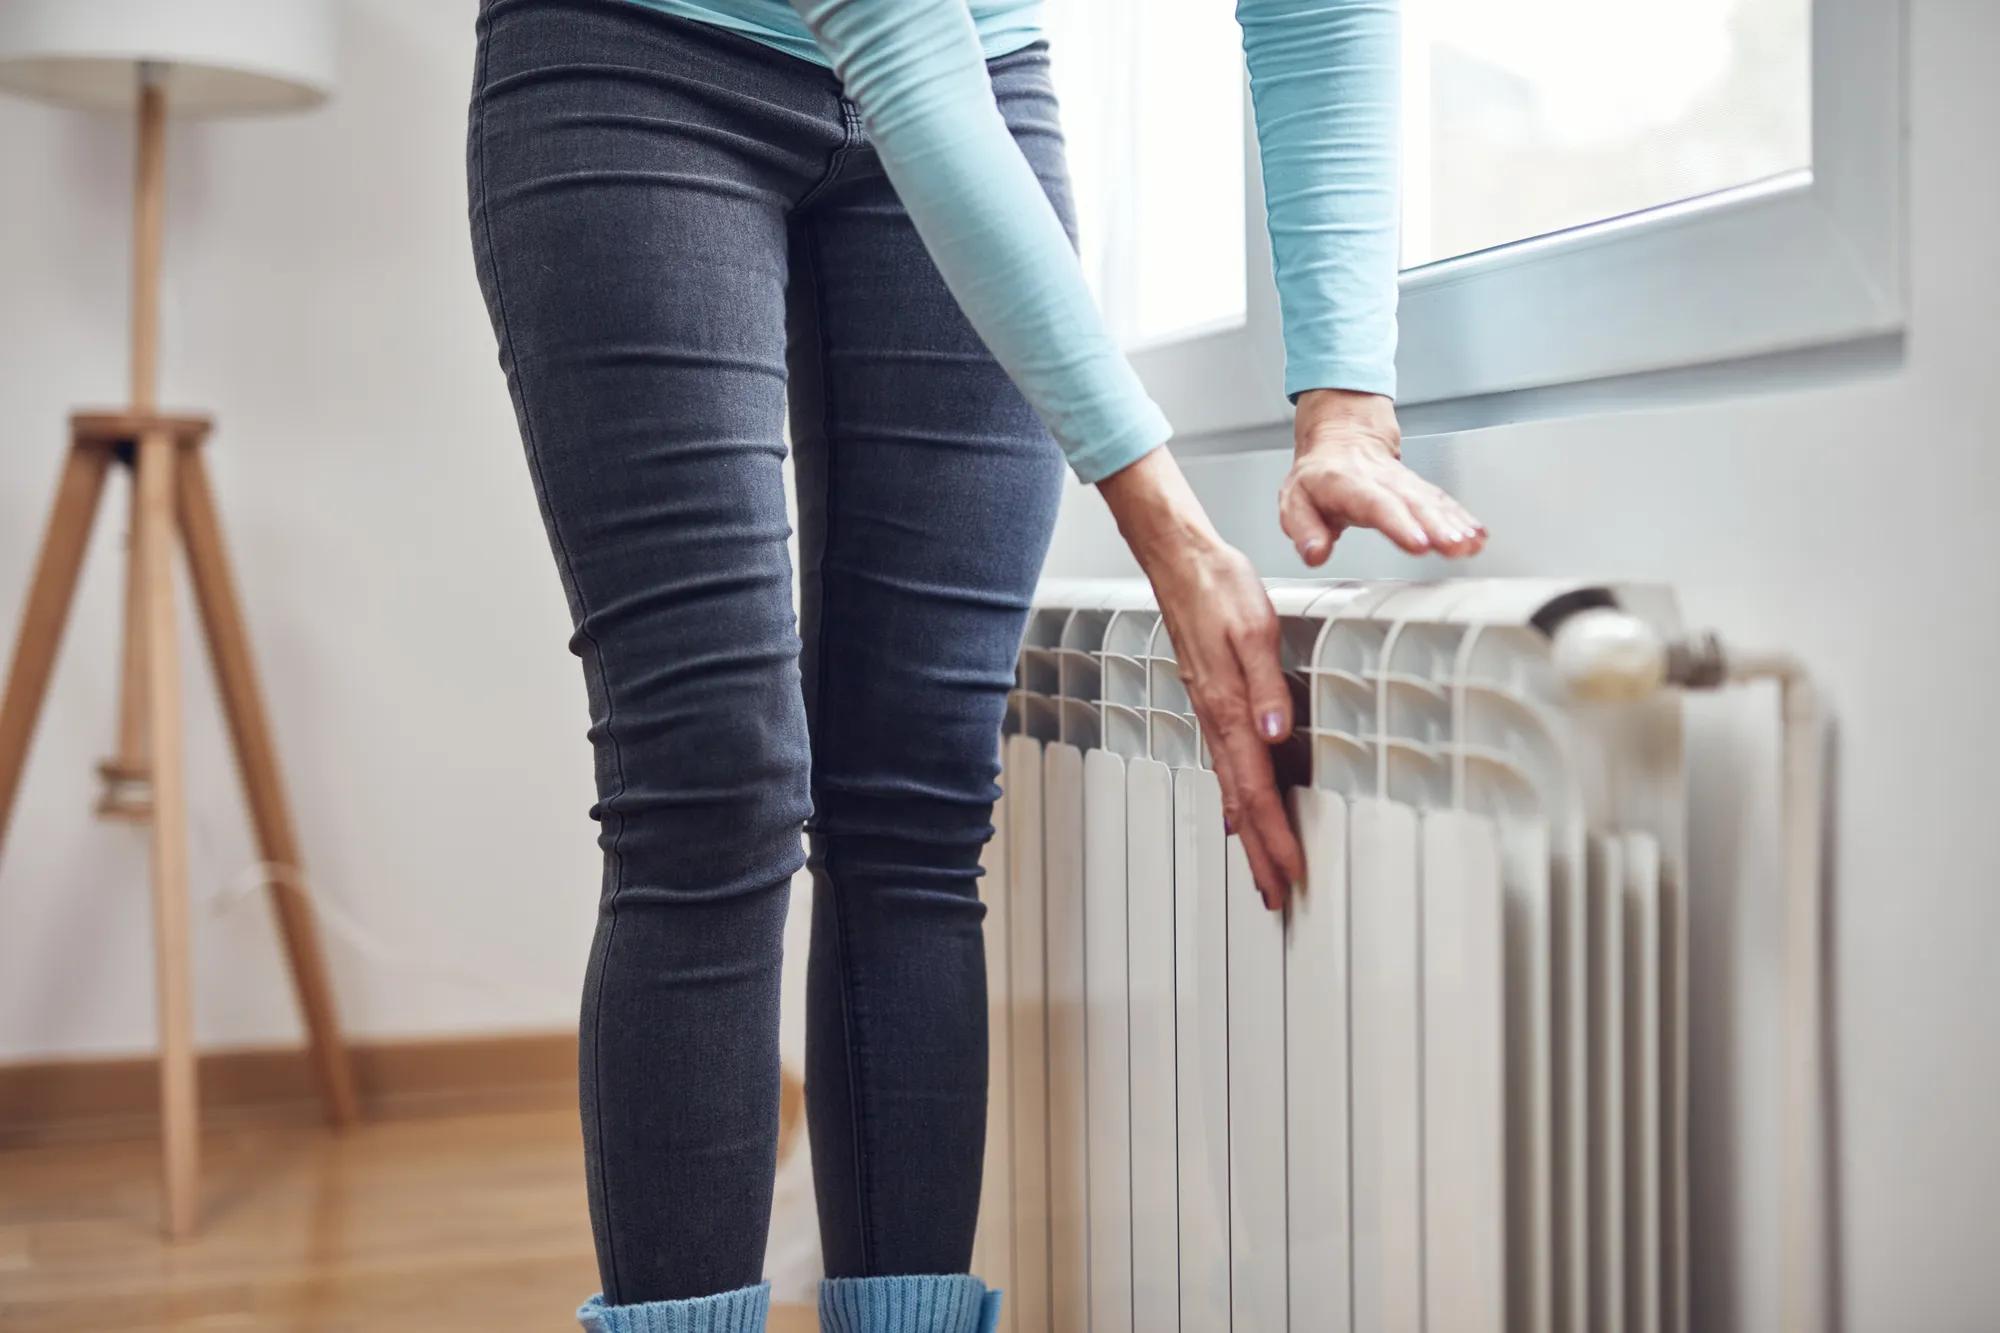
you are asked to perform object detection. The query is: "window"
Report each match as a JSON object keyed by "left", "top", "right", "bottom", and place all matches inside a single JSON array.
[
  {"left": 1047, "top": 0, "right": 1247, "bottom": 349},
  {"left": 1047, "top": 0, "right": 1901, "bottom": 440},
  {"left": 1402, "top": 0, "right": 1811, "bottom": 269}
]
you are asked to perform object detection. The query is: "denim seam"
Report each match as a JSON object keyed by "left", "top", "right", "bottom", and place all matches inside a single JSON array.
[
  {"left": 472, "top": 28, "right": 634, "bottom": 1303},
  {"left": 798, "top": 211, "right": 877, "bottom": 1277},
  {"left": 795, "top": 93, "right": 863, "bottom": 212}
]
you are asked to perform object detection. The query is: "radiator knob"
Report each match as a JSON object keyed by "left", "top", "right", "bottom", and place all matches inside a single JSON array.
[{"left": 1550, "top": 607, "right": 1668, "bottom": 701}]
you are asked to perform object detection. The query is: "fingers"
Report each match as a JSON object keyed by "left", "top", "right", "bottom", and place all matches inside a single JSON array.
[
  {"left": 1204, "top": 692, "right": 1303, "bottom": 909},
  {"left": 1279, "top": 480, "right": 1340, "bottom": 566},
  {"left": 1407, "top": 490, "right": 1484, "bottom": 556},
  {"left": 1444, "top": 493, "right": 1488, "bottom": 552},
  {"left": 1194, "top": 658, "right": 1302, "bottom": 909},
  {"left": 1409, "top": 475, "right": 1485, "bottom": 555},
  {"left": 1231, "top": 603, "right": 1293, "bottom": 744},
  {"left": 1350, "top": 482, "right": 1433, "bottom": 555},
  {"left": 1391, "top": 470, "right": 1484, "bottom": 555},
  {"left": 1217, "top": 727, "right": 1305, "bottom": 908},
  {"left": 1296, "top": 466, "right": 1486, "bottom": 559}
]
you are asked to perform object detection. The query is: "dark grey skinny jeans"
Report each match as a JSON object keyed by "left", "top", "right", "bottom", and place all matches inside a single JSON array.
[{"left": 467, "top": 0, "right": 1069, "bottom": 1307}]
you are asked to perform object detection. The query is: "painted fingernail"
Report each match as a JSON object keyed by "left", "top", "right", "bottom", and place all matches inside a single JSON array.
[
  {"left": 1223, "top": 816, "right": 1235, "bottom": 835},
  {"left": 1303, "top": 537, "right": 1326, "bottom": 560},
  {"left": 1258, "top": 710, "right": 1285, "bottom": 740}
]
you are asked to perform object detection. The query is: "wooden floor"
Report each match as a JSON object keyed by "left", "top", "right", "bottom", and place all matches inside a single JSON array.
[{"left": 0, "top": 1106, "right": 815, "bottom": 1331}]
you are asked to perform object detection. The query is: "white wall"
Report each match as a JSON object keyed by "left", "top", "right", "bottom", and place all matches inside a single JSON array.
[
  {"left": 0, "top": 0, "right": 1995, "bottom": 1328},
  {"left": 1042, "top": 4, "right": 2000, "bottom": 1327}
]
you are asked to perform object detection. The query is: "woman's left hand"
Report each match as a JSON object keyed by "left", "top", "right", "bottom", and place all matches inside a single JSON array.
[{"left": 1280, "top": 389, "right": 1486, "bottom": 563}]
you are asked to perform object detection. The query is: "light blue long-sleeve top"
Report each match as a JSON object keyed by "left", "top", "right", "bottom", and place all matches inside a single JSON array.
[{"left": 624, "top": 0, "right": 1399, "bottom": 483}]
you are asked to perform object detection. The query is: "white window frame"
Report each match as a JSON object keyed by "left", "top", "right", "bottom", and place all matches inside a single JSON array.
[{"left": 1126, "top": 0, "right": 1905, "bottom": 441}]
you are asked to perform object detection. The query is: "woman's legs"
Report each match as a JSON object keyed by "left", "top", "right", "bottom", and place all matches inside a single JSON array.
[
  {"left": 469, "top": 0, "right": 844, "bottom": 1305},
  {"left": 471, "top": 0, "right": 1073, "bottom": 1314},
  {"left": 788, "top": 46, "right": 1071, "bottom": 1281}
]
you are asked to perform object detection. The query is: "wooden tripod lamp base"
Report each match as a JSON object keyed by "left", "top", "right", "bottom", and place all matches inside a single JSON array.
[
  {"left": 0, "top": 1, "right": 349, "bottom": 1240},
  {"left": 0, "top": 412, "right": 361, "bottom": 1240}
]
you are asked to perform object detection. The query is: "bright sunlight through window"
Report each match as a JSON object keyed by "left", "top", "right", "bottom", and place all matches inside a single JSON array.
[
  {"left": 1403, "top": 0, "right": 1812, "bottom": 268},
  {"left": 1050, "top": 0, "right": 1812, "bottom": 343},
  {"left": 1047, "top": 0, "right": 1248, "bottom": 350}
]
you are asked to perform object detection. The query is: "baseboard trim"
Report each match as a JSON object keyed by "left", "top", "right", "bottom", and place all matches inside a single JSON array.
[{"left": 0, "top": 1030, "right": 578, "bottom": 1148}]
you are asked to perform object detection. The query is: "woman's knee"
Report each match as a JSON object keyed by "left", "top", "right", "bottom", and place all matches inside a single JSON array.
[{"left": 591, "top": 657, "right": 815, "bottom": 905}]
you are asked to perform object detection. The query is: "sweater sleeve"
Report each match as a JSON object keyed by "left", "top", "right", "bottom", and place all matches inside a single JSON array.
[
  {"left": 1237, "top": 0, "right": 1402, "bottom": 401},
  {"left": 788, "top": 0, "right": 1171, "bottom": 484}
]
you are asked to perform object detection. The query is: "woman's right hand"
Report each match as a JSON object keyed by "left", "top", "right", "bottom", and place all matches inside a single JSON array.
[{"left": 1098, "top": 448, "right": 1304, "bottom": 911}]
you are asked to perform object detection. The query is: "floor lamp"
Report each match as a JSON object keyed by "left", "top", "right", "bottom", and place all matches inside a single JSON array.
[{"left": 0, "top": 2, "right": 357, "bottom": 1239}]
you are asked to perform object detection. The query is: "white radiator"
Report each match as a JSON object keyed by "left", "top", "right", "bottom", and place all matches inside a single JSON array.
[{"left": 971, "top": 577, "right": 1698, "bottom": 1333}]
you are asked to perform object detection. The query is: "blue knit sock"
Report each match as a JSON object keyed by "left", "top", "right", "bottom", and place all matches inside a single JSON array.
[
  {"left": 577, "top": 1281, "right": 771, "bottom": 1332},
  {"left": 817, "top": 1275, "right": 1003, "bottom": 1333}
]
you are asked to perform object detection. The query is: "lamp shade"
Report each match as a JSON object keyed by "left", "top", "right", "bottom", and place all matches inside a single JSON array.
[{"left": 0, "top": 0, "right": 335, "bottom": 117}]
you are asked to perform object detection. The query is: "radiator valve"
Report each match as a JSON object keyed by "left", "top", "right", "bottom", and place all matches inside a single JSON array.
[{"left": 1548, "top": 607, "right": 1745, "bottom": 700}]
